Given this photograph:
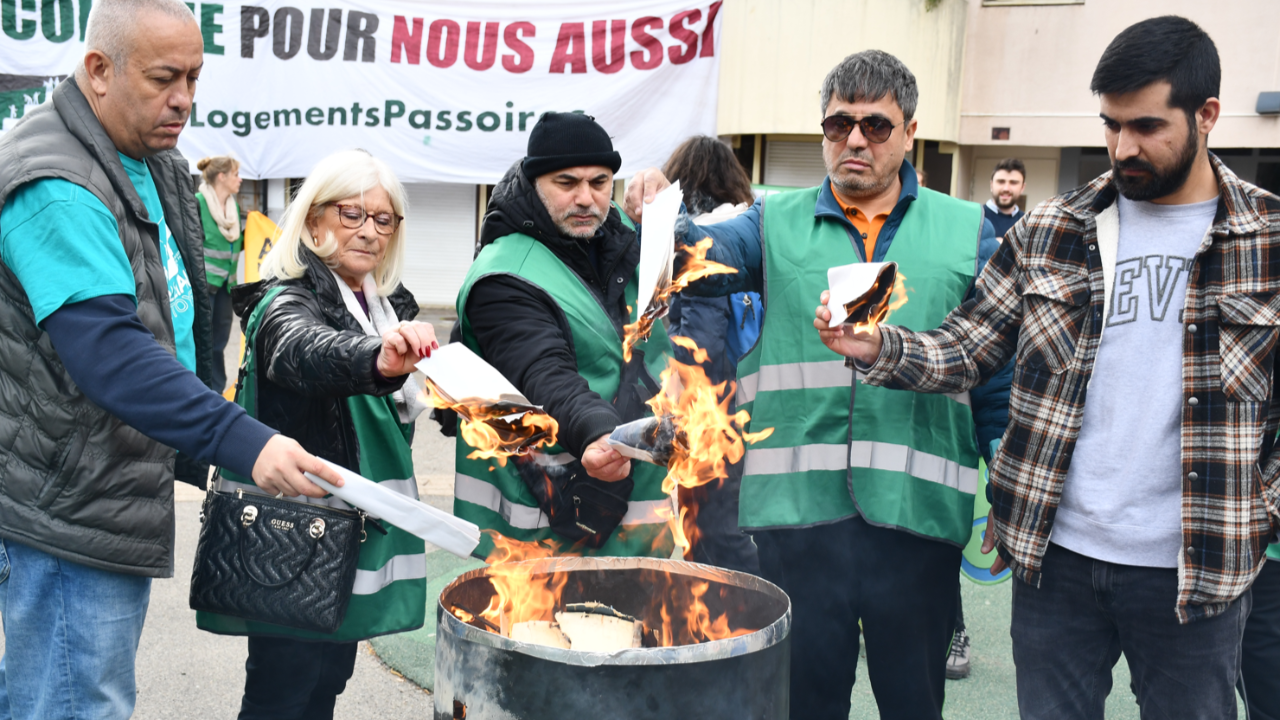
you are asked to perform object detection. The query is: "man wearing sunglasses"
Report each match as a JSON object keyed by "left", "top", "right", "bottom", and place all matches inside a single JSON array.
[{"left": 625, "top": 50, "right": 999, "bottom": 719}]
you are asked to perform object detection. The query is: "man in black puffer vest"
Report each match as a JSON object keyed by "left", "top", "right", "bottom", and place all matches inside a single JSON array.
[{"left": 0, "top": 2, "right": 340, "bottom": 718}]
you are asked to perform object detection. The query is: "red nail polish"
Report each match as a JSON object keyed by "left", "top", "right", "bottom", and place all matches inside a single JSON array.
[{"left": 425, "top": 347, "right": 432, "bottom": 358}]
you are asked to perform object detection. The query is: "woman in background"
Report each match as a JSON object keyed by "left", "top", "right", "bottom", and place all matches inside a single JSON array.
[
  {"left": 195, "top": 155, "right": 243, "bottom": 393},
  {"left": 664, "top": 135, "right": 761, "bottom": 574}
]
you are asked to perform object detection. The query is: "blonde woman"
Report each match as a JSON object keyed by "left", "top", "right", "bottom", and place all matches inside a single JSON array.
[
  {"left": 195, "top": 154, "right": 243, "bottom": 392},
  {"left": 195, "top": 149, "right": 434, "bottom": 720}
]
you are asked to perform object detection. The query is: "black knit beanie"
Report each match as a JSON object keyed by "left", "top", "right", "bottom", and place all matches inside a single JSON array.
[{"left": 521, "top": 112, "right": 622, "bottom": 181}]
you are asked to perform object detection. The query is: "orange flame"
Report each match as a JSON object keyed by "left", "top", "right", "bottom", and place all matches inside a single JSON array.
[
  {"left": 479, "top": 531, "right": 572, "bottom": 632},
  {"left": 847, "top": 272, "right": 909, "bottom": 337},
  {"left": 644, "top": 346, "right": 774, "bottom": 558},
  {"left": 422, "top": 379, "right": 559, "bottom": 467},
  {"left": 669, "top": 335, "right": 709, "bottom": 364},
  {"left": 459, "top": 337, "right": 772, "bottom": 648},
  {"left": 623, "top": 238, "right": 737, "bottom": 362}
]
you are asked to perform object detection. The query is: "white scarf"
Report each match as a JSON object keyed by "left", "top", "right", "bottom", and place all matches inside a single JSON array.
[
  {"left": 198, "top": 182, "right": 241, "bottom": 242},
  {"left": 331, "top": 270, "right": 427, "bottom": 424}
]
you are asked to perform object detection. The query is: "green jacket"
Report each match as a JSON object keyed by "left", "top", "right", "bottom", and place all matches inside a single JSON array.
[{"left": 196, "top": 191, "right": 242, "bottom": 290}]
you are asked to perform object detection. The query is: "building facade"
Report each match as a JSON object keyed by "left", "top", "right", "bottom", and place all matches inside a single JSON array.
[{"left": 262, "top": 0, "right": 1280, "bottom": 308}]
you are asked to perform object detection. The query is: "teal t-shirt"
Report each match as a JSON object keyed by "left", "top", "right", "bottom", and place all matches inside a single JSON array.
[
  {"left": 1269, "top": 544, "right": 1280, "bottom": 562},
  {"left": 0, "top": 153, "right": 196, "bottom": 372}
]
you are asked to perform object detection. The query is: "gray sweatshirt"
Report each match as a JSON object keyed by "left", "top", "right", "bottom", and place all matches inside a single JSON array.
[{"left": 1053, "top": 194, "right": 1218, "bottom": 568}]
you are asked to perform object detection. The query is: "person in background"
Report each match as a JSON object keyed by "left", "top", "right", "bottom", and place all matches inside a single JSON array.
[
  {"left": 820, "top": 17, "right": 1275, "bottom": 718},
  {"left": 984, "top": 158, "right": 1025, "bottom": 238},
  {"left": 195, "top": 154, "right": 243, "bottom": 393},
  {"left": 201, "top": 149, "right": 434, "bottom": 720},
  {"left": 663, "top": 135, "right": 761, "bottom": 574},
  {"left": 916, "top": 166, "right": 928, "bottom": 190},
  {"left": 0, "top": 2, "right": 340, "bottom": 718}
]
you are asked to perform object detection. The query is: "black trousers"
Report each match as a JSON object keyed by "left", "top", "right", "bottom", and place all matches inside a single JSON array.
[
  {"left": 681, "top": 459, "right": 759, "bottom": 575},
  {"left": 238, "top": 637, "right": 359, "bottom": 720},
  {"left": 208, "top": 284, "right": 234, "bottom": 393},
  {"left": 753, "top": 515, "right": 961, "bottom": 720},
  {"left": 1242, "top": 560, "right": 1280, "bottom": 720}
]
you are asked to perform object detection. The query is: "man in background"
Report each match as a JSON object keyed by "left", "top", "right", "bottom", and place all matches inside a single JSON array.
[{"left": 983, "top": 157, "right": 1025, "bottom": 237}]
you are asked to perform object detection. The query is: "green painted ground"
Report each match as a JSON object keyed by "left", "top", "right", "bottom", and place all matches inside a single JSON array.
[{"left": 373, "top": 551, "right": 1245, "bottom": 718}]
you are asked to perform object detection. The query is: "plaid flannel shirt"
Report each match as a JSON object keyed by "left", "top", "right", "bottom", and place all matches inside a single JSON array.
[{"left": 866, "top": 155, "right": 1280, "bottom": 623}]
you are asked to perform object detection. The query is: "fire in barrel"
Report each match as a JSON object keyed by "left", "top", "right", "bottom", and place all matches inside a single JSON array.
[{"left": 434, "top": 556, "right": 791, "bottom": 719}]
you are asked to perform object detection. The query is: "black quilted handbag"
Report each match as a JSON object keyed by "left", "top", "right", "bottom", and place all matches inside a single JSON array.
[{"left": 189, "top": 481, "right": 367, "bottom": 634}]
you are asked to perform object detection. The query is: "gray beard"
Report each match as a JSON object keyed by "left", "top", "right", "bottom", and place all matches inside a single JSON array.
[{"left": 831, "top": 170, "right": 895, "bottom": 198}]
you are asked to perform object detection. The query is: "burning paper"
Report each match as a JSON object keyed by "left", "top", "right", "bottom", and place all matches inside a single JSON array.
[
  {"left": 304, "top": 460, "right": 481, "bottom": 558},
  {"left": 606, "top": 415, "right": 680, "bottom": 465},
  {"left": 510, "top": 620, "right": 571, "bottom": 649},
  {"left": 621, "top": 183, "right": 738, "bottom": 362},
  {"left": 825, "top": 261, "right": 907, "bottom": 334},
  {"left": 416, "top": 344, "right": 558, "bottom": 464}
]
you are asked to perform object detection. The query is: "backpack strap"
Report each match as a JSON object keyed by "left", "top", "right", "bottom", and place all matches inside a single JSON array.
[{"left": 231, "top": 285, "right": 288, "bottom": 419}]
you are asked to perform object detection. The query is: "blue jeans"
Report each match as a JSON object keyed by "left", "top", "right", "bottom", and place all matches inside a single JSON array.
[
  {"left": 1011, "top": 543, "right": 1249, "bottom": 719},
  {"left": 0, "top": 538, "right": 152, "bottom": 720}
]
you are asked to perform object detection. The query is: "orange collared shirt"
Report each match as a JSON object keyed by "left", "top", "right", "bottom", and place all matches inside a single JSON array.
[{"left": 833, "top": 193, "right": 889, "bottom": 261}]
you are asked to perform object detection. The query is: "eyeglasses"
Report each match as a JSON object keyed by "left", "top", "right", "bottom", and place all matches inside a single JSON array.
[
  {"left": 329, "top": 203, "right": 403, "bottom": 235},
  {"left": 820, "top": 115, "right": 902, "bottom": 144}
]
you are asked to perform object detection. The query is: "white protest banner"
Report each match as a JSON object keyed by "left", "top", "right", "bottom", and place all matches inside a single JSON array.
[{"left": 0, "top": 0, "right": 723, "bottom": 183}]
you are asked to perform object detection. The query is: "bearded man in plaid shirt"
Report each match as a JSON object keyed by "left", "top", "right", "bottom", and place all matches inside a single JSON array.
[{"left": 818, "top": 16, "right": 1278, "bottom": 719}]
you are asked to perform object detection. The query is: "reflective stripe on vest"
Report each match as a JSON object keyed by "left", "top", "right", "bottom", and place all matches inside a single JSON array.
[
  {"left": 352, "top": 552, "right": 428, "bottom": 595},
  {"left": 849, "top": 441, "right": 979, "bottom": 494},
  {"left": 743, "top": 442, "right": 978, "bottom": 494},
  {"left": 454, "top": 472, "right": 670, "bottom": 529},
  {"left": 736, "top": 360, "right": 969, "bottom": 407}
]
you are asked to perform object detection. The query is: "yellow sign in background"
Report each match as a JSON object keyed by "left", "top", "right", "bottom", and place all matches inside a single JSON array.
[{"left": 223, "top": 211, "right": 279, "bottom": 400}]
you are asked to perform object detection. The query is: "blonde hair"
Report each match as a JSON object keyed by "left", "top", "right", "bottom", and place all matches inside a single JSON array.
[
  {"left": 260, "top": 149, "right": 408, "bottom": 295},
  {"left": 196, "top": 155, "right": 239, "bottom": 186}
]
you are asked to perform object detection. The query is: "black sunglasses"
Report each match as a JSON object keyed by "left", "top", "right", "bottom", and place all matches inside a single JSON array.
[{"left": 820, "top": 114, "right": 902, "bottom": 144}]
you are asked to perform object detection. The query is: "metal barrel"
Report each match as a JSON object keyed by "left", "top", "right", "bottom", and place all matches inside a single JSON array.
[{"left": 434, "top": 556, "right": 791, "bottom": 719}]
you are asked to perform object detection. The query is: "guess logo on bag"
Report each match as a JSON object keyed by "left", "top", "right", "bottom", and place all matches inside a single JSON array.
[{"left": 270, "top": 518, "right": 296, "bottom": 532}]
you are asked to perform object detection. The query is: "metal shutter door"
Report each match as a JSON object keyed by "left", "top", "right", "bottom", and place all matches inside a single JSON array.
[
  {"left": 763, "top": 141, "right": 826, "bottom": 188},
  {"left": 399, "top": 183, "right": 477, "bottom": 307}
]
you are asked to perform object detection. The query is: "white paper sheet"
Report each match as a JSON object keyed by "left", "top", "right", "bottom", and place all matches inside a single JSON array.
[
  {"left": 415, "top": 343, "right": 530, "bottom": 405},
  {"left": 633, "top": 181, "right": 684, "bottom": 322},
  {"left": 305, "top": 460, "right": 481, "bottom": 559},
  {"left": 826, "top": 261, "right": 898, "bottom": 328}
]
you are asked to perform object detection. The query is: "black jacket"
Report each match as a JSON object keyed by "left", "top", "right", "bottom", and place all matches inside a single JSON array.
[
  {"left": 465, "top": 161, "right": 641, "bottom": 458},
  {"left": 231, "top": 247, "right": 415, "bottom": 469}
]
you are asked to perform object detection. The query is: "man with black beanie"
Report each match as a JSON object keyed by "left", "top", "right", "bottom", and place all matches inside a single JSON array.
[{"left": 449, "top": 112, "right": 676, "bottom": 559}]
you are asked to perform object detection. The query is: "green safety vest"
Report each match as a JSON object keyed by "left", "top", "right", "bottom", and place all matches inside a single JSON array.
[
  {"left": 196, "top": 192, "right": 243, "bottom": 290},
  {"left": 737, "top": 185, "right": 985, "bottom": 546},
  {"left": 454, "top": 229, "right": 675, "bottom": 560}
]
